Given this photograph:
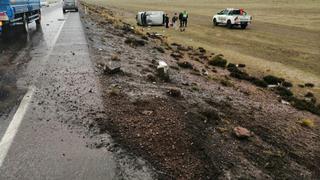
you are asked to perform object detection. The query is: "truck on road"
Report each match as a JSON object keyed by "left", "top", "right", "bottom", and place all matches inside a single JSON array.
[
  {"left": 0, "top": 0, "right": 41, "bottom": 35},
  {"left": 213, "top": 8, "right": 252, "bottom": 29}
]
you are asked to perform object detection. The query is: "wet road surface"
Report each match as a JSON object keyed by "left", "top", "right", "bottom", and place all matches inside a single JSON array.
[{"left": 0, "top": 3, "right": 153, "bottom": 180}]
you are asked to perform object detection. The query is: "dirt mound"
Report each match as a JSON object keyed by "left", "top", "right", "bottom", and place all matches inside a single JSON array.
[{"left": 81, "top": 3, "right": 320, "bottom": 179}]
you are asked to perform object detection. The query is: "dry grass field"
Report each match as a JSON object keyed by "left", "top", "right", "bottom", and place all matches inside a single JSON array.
[{"left": 83, "top": 0, "right": 320, "bottom": 97}]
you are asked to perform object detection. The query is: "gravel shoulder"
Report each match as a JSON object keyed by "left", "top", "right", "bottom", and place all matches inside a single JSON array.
[{"left": 81, "top": 4, "right": 320, "bottom": 179}]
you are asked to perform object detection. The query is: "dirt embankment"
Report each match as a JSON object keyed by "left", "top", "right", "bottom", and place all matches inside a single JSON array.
[{"left": 81, "top": 3, "right": 320, "bottom": 179}]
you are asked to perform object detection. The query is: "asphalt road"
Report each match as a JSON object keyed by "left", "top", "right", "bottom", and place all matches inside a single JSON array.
[{"left": 0, "top": 3, "right": 153, "bottom": 180}]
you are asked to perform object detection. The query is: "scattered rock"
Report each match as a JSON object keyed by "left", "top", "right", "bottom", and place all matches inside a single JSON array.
[
  {"left": 109, "top": 86, "right": 121, "bottom": 96},
  {"left": 233, "top": 126, "right": 253, "bottom": 139},
  {"left": 220, "top": 79, "right": 234, "bottom": 87},
  {"left": 282, "top": 81, "right": 293, "bottom": 88},
  {"left": 146, "top": 32, "right": 163, "bottom": 40},
  {"left": 177, "top": 45, "right": 188, "bottom": 51},
  {"left": 124, "top": 37, "right": 147, "bottom": 47},
  {"left": 177, "top": 61, "right": 193, "bottom": 69},
  {"left": 171, "top": 52, "right": 183, "bottom": 60},
  {"left": 141, "top": 110, "right": 153, "bottom": 116},
  {"left": 167, "top": 88, "right": 182, "bottom": 97},
  {"left": 146, "top": 73, "right": 156, "bottom": 82},
  {"left": 121, "top": 23, "right": 135, "bottom": 33},
  {"left": 305, "top": 92, "right": 314, "bottom": 98},
  {"left": 171, "top": 42, "right": 181, "bottom": 47},
  {"left": 281, "top": 99, "right": 290, "bottom": 105},
  {"left": 305, "top": 83, "right": 315, "bottom": 88},
  {"left": 198, "top": 47, "right": 206, "bottom": 53},
  {"left": 111, "top": 54, "right": 120, "bottom": 61},
  {"left": 154, "top": 46, "right": 165, "bottom": 53},
  {"left": 103, "top": 63, "right": 122, "bottom": 74},
  {"left": 157, "top": 61, "right": 170, "bottom": 81},
  {"left": 169, "top": 65, "right": 180, "bottom": 70}
]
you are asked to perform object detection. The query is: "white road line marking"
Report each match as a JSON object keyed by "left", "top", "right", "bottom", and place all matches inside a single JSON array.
[
  {"left": 0, "top": 11, "right": 68, "bottom": 167},
  {"left": 0, "top": 87, "right": 35, "bottom": 167}
]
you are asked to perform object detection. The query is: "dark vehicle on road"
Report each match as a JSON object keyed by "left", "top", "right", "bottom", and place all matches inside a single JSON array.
[
  {"left": 63, "top": 0, "right": 78, "bottom": 13},
  {"left": 0, "top": 0, "right": 41, "bottom": 35}
]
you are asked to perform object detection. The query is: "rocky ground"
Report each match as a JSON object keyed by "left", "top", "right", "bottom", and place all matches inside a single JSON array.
[{"left": 80, "top": 3, "right": 320, "bottom": 179}]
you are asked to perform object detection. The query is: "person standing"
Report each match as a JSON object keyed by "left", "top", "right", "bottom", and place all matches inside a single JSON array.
[
  {"left": 179, "top": 12, "right": 183, "bottom": 28},
  {"left": 164, "top": 14, "right": 170, "bottom": 28},
  {"left": 182, "top": 10, "right": 188, "bottom": 27},
  {"left": 172, "top": 13, "right": 178, "bottom": 30}
]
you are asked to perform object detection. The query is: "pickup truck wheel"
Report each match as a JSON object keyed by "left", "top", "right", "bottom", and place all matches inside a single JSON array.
[
  {"left": 226, "top": 20, "right": 233, "bottom": 29},
  {"left": 213, "top": 18, "right": 218, "bottom": 26},
  {"left": 22, "top": 15, "right": 29, "bottom": 34},
  {"left": 36, "top": 11, "right": 41, "bottom": 25},
  {"left": 241, "top": 23, "right": 247, "bottom": 29}
]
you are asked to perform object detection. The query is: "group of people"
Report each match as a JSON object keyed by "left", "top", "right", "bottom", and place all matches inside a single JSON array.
[{"left": 163, "top": 11, "right": 189, "bottom": 30}]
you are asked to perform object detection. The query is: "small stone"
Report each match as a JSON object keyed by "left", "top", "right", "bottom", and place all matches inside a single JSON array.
[
  {"left": 198, "top": 47, "right": 206, "bottom": 53},
  {"left": 157, "top": 61, "right": 169, "bottom": 81},
  {"left": 177, "top": 61, "right": 193, "bottom": 69},
  {"left": 146, "top": 73, "right": 156, "bottom": 82},
  {"left": 141, "top": 110, "right": 153, "bottom": 115},
  {"left": 305, "top": 83, "right": 315, "bottom": 88},
  {"left": 167, "top": 88, "right": 182, "bottom": 97},
  {"left": 233, "top": 126, "right": 252, "bottom": 139},
  {"left": 103, "top": 63, "right": 122, "bottom": 74},
  {"left": 170, "top": 52, "right": 183, "bottom": 60}
]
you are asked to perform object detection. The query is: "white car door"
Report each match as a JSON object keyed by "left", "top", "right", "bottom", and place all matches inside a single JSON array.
[{"left": 218, "top": 9, "right": 229, "bottom": 24}]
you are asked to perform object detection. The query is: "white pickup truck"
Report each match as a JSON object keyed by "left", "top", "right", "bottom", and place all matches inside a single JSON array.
[{"left": 212, "top": 8, "right": 252, "bottom": 29}]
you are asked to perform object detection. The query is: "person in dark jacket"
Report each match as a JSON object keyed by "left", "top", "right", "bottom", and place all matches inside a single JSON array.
[
  {"left": 179, "top": 12, "right": 183, "bottom": 27},
  {"left": 172, "top": 13, "right": 178, "bottom": 30},
  {"left": 164, "top": 14, "right": 170, "bottom": 28}
]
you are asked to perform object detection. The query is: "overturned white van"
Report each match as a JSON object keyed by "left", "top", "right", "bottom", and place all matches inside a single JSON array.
[{"left": 136, "top": 11, "right": 165, "bottom": 26}]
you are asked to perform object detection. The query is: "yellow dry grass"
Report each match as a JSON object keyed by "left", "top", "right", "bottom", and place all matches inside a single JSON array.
[{"left": 83, "top": 0, "right": 320, "bottom": 98}]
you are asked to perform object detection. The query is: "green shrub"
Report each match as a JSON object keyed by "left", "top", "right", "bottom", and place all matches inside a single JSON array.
[
  {"left": 208, "top": 55, "right": 227, "bottom": 67},
  {"left": 263, "top": 75, "right": 284, "bottom": 85}
]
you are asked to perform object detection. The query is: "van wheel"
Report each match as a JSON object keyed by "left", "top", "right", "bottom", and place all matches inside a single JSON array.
[
  {"left": 226, "top": 20, "right": 233, "bottom": 29},
  {"left": 241, "top": 23, "right": 247, "bottom": 29},
  {"left": 63, "top": 9, "right": 66, "bottom": 13},
  {"left": 75, "top": 8, "right": 78, "bottom": 12},
  {"left": 213, "top": 18, "right": 218, "bottom": 26}
]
